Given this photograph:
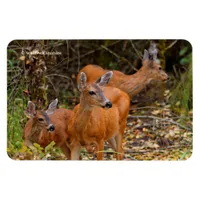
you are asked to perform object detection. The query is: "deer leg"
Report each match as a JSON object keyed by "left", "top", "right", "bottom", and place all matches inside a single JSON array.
[
  {"left": 115, "top": 133, "right": 123, "bottom": 160},
  {"left": 70, "top": 143, "right": 81, "bottom": 160},
  {"left": 107, "top": 137, "right": 117, "bottom": 151},
  {"left": 97, "top": 140, "right": 104, "bottom": 160},
  {"left": 115, "top": 121, "right": 126, "bottom": 160},
  {"left": 60, "top": 144, "right": 71, "bottom": 160}
]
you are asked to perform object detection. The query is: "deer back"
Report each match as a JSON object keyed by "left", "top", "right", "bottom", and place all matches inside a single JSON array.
[{"left": 77, "top": 44, "right": 168, "bottom": 97}]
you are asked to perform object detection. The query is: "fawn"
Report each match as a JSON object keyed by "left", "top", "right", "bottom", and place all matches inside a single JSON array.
[
  {"left": 23, "top": 99, "right": 72, "bottom": 159},
  {"left": 67, "top": 71, "right": 130, "bottom": 160},
  {"left": 77, "top": 45, "right": 168, "bottom": 98}
]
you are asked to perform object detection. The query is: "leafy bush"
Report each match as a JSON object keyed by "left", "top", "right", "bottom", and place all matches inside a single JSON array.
[{"left": 170, "top": 48, "right": 192, "bottom": 114}]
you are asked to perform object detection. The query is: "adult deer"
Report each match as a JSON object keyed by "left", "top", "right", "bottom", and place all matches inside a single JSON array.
[
  {"left": 77, "top": 45, "right": 168, "bottom": 98},
  {"left": 23, "top": 99, "right": 72, "bottom": 159},
  {"left": 67, "top": 71, "right": 130, "bottom": 160}
]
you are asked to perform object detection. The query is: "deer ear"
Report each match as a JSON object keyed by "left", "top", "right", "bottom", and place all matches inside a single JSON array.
[
  {"left": 96, "top": 71, "right": 113, "bottom": 87},
  {"left": 46, "top": 98, "right": 58, "bottom": 115},
  {"left": 143, "top": 49, "right": 149, "bottom": 61},
  {"left": 148, "top": 42, "right": 158, "bottom": 61},
  {"left": 24, "top": 101, "right": 36, "bottom": 118},
  {"left": 78, "top": 72, "right": 87, "bottom": 91}
]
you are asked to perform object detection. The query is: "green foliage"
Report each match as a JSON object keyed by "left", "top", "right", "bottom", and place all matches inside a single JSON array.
[
  {"left": 170, "top": 62, "right": 192, "bottom": 114},
  {"left": 7, "top": 140, "right": 64, "bottom": 160},
  {"left": 179, "top": 46, "right": 192, "bottom": 65},
  {"left": 169, "top": 44, "right": 192, "bottom": 114},
  {"left": 7, "top": 98, "right": 24, "bottom": 145},
  {"left": 179, "top": 151, "right": 189, "bottom": 160},
  {"left": 7, "top": 49, "right": 19, "bottom": 68}
]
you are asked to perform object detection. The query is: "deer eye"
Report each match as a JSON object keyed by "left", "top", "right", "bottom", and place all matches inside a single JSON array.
[
  {"left": 38, "top": 118, "right": 44, "bottom": 121},
  {"left": 89, "top": 91, "right": 96, "bottom": 95}
]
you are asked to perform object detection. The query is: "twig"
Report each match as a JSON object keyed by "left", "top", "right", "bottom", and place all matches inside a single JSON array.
[
  {"left": 101, "top": 45, "right": 138, "bottom": 72},
  {"left": 129, "top": 40, "right": 143, "bottom": 59},
  {"left": 46, "top": 76, "right": 58, "bottom": 94},
  {"left": 165, "top": 40, "right": 178, "bottom": 51},
  {"left": 77, "top": 40, "right": 81, "bottom": 72},
  {"left": 124, "top": 144, "right": 192, "bottom": 154},
  {"left": 66, "top": 40, "right": 69, "bottom": 69},
  {"left": 131, "top": 106, "right": 166, "bottom": 110},
  {"left": 101, "top": 45, "right": 120, "bottom": 59},
  {"left": 8, "top": 79, "right": 21, "bottom": 105},
  {"left": 46, "top": 74, "right": 75, "bottom": 89},
  {"left": 128, "top": 115, "right": 192, "bottom": 131},
  {"left": 128, "top": 124, "right": 152, "bottom": 130},
  {"left": 55, "top": 40, "right": 121, "bottom": 67},
  {"left": 80, "top": 144, "right": 192, "bottom": 155}
]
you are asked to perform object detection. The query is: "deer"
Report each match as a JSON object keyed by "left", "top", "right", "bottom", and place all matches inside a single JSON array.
[
  {"left": 23, "top": 99, "right": 72, "bottom": 159},
  {"left": 67, "top": 71, "right": 130, "bottom": 160},
  {"left": 77, "top": 44, "right": 168, "bottom": 98}
]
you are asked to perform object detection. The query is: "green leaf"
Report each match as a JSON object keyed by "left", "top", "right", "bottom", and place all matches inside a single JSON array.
[
  {"left": 45, "top": 141, "right": 56, "bottom": 153},
  {"left": 179, "top": 47, "right": 188, "bottom": 56},
  {"left": 7, "top": 60, "right": 14, "bottom": 68},
  {"left": 180, "top": 53, "right": 192, "bottom": 65},
  {"left": 7, "top": 49, "right": 18, "bottom": 57},
  {"left": 179, "top": 151, "right": 188, "bottom": 160},
  {"left": 15, "top": 141, "right": 22, "bottom": 149},
  {"left": 33, "top": 143, "right": 44, "bottom": 150}
]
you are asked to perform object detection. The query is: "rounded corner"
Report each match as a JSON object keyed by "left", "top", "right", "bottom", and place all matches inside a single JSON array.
[
  {"left": 184, "top": 150, "right": 193, "bottom": 161},
  {"left": 6, "top": 151, "right": 17, "bottom": 161},
  {"left": 180, "top": 39, "right": 193, "bottom": 50},
  {"left": 7, "top": 39, "right": 18, "bottom": 49}
]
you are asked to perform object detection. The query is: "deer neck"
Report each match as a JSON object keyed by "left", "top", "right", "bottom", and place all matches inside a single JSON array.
[
  {"left": 76, "top": 98, "right": 94, "bottom": 130},
  {"left": 119, "top": 67, "right": 152, "bottom": 97}
]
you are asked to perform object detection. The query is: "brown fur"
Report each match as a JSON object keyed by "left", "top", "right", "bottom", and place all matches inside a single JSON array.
[
  {"left": 67, "top": 85, "right": 130, "bottom": 160},
  {"left": 23, "top": 108, "right": 72, "bottom": 159},
  {"left": 77, "top": 62, "right": 168, "bottom": 98}
]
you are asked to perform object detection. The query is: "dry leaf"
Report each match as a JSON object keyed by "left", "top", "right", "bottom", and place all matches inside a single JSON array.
[{"left": 19, "top": 55, "right": 25, "bottom": 61}]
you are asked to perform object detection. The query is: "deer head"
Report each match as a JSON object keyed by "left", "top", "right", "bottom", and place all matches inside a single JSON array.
[
  {"left": 142, "top": 43, "right": 168, "bottom": 82},
  {"left": 24, "top": 99, "right": 58, "bottom": 132},
  {"left": 78, "top": 71, "right": 113, "bottom": 109}
]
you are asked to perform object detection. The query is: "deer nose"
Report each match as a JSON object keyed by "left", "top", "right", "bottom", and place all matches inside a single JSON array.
[
  {"left": 105, "top": 101, "right": 112, "bottom": 108},
  {"left": 164, "top": 75, "right": 170, "bottom": 81},
  {"left": 48, "top": 124, "right": 55, "bottom": 132}
]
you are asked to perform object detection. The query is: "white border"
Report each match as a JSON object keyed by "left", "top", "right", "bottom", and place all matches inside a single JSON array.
[{"left": 1, "top": 1, "right": 199, "bottom": 200}]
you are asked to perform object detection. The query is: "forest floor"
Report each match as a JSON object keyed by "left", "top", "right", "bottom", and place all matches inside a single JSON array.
[
  {"left": 8, "top": 101, "right": 192, "bottom": 161},
  {"left": 80, "top": 102, "right": 193, "bottom": 161}
]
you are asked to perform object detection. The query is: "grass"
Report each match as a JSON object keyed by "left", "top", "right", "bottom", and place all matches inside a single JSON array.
[{"left": 170, "top": 62, "right": 192, "bottom": 115}]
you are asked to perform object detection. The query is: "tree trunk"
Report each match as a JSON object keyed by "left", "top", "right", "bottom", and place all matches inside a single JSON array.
[{"left": 25, "top": 40, "right": 48, "bottom": 109}]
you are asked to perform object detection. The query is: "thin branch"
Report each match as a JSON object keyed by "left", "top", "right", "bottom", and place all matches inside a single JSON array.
[
  {"left": 46, "top": 74, "right": 75, "bottom": 89},
  {"left": 101, "top": 44, "right": 120, "bottom": 58},
  {"left": 131, "top": 106, "right": 166, "bottom": 110},
  {"left": 124, "top": 144, "right": 192, "bottom": 154},
  {"left": 7, "top": 78, "right": 21, "bottom": 106},
  {"left": 101, "top": 45, "right": 138, "bottom": 71},
  {"left": 77, "top": 40, "right": 81, "bottom": 72},
  {"left": 46, "top": 76, "right": 58, "bottom": 94},
  {"left": 129, "top": 40, "right": 143, "bottom": 59},
  {"left": 55, "top": 40, "right": 121, "bottom": 67},
  {"left": 128, "top": 115, "right": 192, "bottom": 131},
  {"left": 80, "top": 144, "right": 192, "bottom": 155},
  {"left": 66, "top": 40, "right": 69, "bottom": 69},
  {"left": 165, "top": 40, "right": 178, "bottom": 51}
]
